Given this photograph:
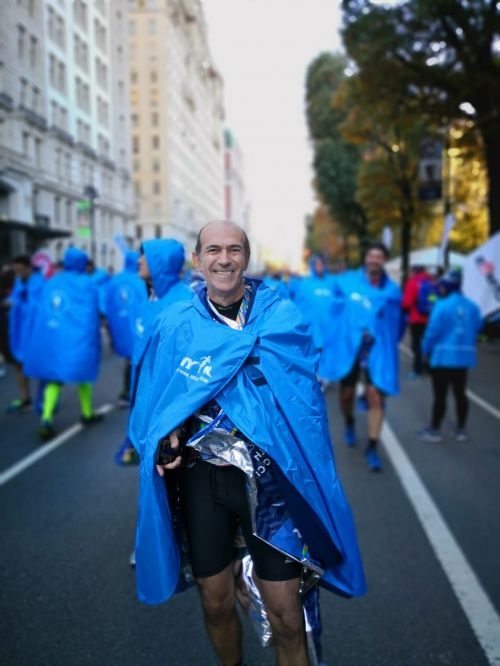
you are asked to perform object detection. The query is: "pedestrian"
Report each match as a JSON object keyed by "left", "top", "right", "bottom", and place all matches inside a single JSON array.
[
  {"left": 128, "top": 221, "right": 365, "bottom": 666},
  {"left": 417, "top": 269, "right": 482, "bottom": 442},
  {"left": 291, "top": 253, "right": 335, "bottom": 355},
  {"left": 5, "top": 255, "right": 45, "bottom": 412},
  {"left": 104, "top": 250, "right": 148, "bottom": 407},
  {"left": 23, "top": 248, "right": 103, "bottom": 442},
  {"left": 114, "top": 238, "right": 191, "bottom": 466},
  {"left": 402, "top": 264, "right": 434, "bottom": 379},
  {"left": 320, "top": 242, "right": 403, "bottom": 471}
]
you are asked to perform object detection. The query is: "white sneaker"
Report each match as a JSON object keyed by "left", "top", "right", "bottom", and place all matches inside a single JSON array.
[{"left": 453, "top": 428, "right": 467, "bottom": 442}]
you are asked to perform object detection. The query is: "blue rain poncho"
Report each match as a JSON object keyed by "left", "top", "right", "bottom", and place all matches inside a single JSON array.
[
  {"left": 105, "top": 251, "right": 147, "bottom": 359},
  {"left": 8, "top": 270, "right": 44, "bottom": 363},
  {"left": 132, "top": 239, "right": 191, "bottom": 367},
  {"left": 422, "top": 291, "right": 482, "bottom": 368},
  {"left": 319, "top": 268, "right": 403, "bottom": 395},
  {"left": 89, "top": 267, "right": 110, "bottom": 315},
  {"left": 292, "top": 257, "right": 336, "bottom": 350},
  {"left": 23, "top": 248, "right": 101, "bottom": 383},
  {"left": 129, "top": 279, "right": 366, "bottom": 605}
]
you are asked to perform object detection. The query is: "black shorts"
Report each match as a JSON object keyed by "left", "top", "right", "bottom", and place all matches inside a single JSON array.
[
  {"left": 340, "top": 360, "right": 373, "bottom": 388},
  {"left": 180, "top": 461, "right": 302, "bottom": 581}
]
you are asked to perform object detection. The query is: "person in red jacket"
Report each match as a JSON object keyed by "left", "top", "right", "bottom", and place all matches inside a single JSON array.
[{"left": 402, "top": 265, "right": 434, "bottom": 378}]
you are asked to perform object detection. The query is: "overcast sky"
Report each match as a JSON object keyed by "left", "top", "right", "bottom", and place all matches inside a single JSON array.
[{"left": 202, "top": 0, "right": 343, "bottom": 269}]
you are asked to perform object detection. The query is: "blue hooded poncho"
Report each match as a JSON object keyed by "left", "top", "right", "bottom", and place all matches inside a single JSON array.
[
  {"left": 132, "top": 239, "right": 191, "bottom": 366},
  {"left": 23, "top": 248, "right": 101, "bottom": 383},
  {"left": 319, "top": 268, "right": 403, "bottom": 395},
  {"left": 105, "top": 251, "right": 148, "bottom": 359},
  {"left": 128, "top": 279, "right": 366, "bottom": 605},
  {"left": 292, "top": 256, "right": 336, "bottom": 350},
  {"left": 8, "top": 269, "right": 45, "bottom": 363}
]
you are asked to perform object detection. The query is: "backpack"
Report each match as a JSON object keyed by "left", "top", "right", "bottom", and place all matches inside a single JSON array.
[{"left": 416, "top": 279, "right": 438, "bottom": 315}]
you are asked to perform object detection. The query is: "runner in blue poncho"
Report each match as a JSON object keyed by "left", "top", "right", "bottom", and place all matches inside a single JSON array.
[
  {"left": 128, "top": 222, "right": 365, "bottom": 666},
  {"left": 320, "top": 242, "right": 403, "bottom": 471},
  {"left": 5, "top": 255, "right": 45, "bottom": 413},
  {"left": 114, "top": 238, "right": 191, "bottom": 466},
  {"left": 23, "top": 248, "right": 104, "bottom": 441},
  {"left": 104, "top": 250, "right": 147, "bottom": 406},
  {"left": 291, "top": 253, "right": 336, "bottom": 358}
]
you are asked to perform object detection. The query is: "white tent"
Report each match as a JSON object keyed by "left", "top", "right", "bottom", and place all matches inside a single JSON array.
[
  {"left": 462, "top": 233, "right": 500, "bottom": 318},
  {"left": 385, "top": 246, "right": 467, "bottom": 283}
]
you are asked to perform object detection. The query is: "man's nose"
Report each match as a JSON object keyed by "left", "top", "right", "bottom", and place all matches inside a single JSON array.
[{"left": 218, "top": 250, "right": 231, "bottom": 263}]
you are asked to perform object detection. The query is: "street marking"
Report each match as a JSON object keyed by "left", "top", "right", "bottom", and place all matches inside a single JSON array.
[
  {"left": 0, "top": 403, "right": 115, "bottom": 487},
  {"left": 400, "top": 343, "right": 500, "bottom": 421},
  {"left": 382, "top": 421, "right": 500, "bottom": 665}
]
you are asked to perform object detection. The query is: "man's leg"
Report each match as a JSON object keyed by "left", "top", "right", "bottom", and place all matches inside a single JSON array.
[
  {"left": 196, "top": 564, "right": 243, "bottom": 666},
  {"left": 255, "top": 576, "right": 309, "bottom": 666},
  {"left": 39, "top": 382, "right": 62, "bottom": 441},
  {"left": 365, "top": 383, "right": 384, "bottom": 471},
  {"left": 430, "top": 368, "right": 448, "bottom": 430},
  {"left": 451, "top": 368, "right": 469, "bottom": 431}
]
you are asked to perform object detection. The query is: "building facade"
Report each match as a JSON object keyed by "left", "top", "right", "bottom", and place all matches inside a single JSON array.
[
  {"left": 0, "top": 0, "right": 134, "bottom": 269},
  {"left": 128, "top": 0, "right": 225, "bottom": 247}
]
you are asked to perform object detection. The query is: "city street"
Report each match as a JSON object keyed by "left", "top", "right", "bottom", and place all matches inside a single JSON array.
[{"left": 1, "top": 338, "right": 499, "bottom": 666}]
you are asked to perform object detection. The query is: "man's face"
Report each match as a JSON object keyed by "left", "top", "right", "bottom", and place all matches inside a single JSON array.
[
  {"left": 313, "top": 257, "right": 325, "bottom": 278},
  {"left": 192, "top": 222, "right": 249, "bottom": 304},
  {"left": 13, "top": 262, "right": 31, "bottom": 281},
  {"left": 364, "top": 249, "right": 386, "bottom": 276},
  {"left": 138, "top": 254, "right": 150, "bottom": 281}
]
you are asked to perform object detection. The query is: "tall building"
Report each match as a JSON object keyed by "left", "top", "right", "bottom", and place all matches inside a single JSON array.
[
  {"left": 0, "top": 0, "right": 134, "bottom": 269},
  {"left": 128, "top": 0, "right": 225, "bottom": 247},
  {"left": 224, "top": 128, "right": 248, "bottom": 231}
]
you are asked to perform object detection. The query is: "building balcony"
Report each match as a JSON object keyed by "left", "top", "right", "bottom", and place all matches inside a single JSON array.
[
  {"left": 99, "top": 155, "right": 116, "bottom": 171},
  {"left": 76, "top": 141, "right": 97, "bottom": 160},
  {"left": 0, "top": 93, "right": 15, "bottom": 111},
  {"left": 19, "top": 105, "right": 48, "bottom": 130},
  {"left": 50, "top": 125, "right": 75, "bottom": 146}
]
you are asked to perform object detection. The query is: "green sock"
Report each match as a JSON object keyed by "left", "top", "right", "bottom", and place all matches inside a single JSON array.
[
  {"left": 42, "top": 383, "right": 62, "bottom": 422},
  {"left": 78, "top": 383, "right": 93, "bottom": 418}
]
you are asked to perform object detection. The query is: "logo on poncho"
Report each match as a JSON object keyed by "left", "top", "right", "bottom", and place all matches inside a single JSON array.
[{"left": 176, "top": 355, "right": 212, "bottom": 383}]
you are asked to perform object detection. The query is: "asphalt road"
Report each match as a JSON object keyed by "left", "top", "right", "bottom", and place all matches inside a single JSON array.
[{"left": 1, "top": 337, "right": 499, "bottom": 665}]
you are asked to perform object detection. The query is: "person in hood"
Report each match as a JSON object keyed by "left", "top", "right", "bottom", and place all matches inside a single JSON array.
[
  {"left": 402, "top": 264, "right": 434, "bottom": 379},
  {"left": 23, "top": 248, "right": 103, "bottom": 442},
  {"left": 417, "top": 270, "right": 482, "bottom": 443},
  {"left": 5, "top": 255, "right": 45, "bottom": 412},
  {"left": 114, "top": 238, "right": 191, "bottom": 466},
  {"left": 104, "top": 250, "right": 148, "bottom": 407},
  {"left": 128, "top": 222, "right": 365, "bottom": 666},
  {"left": 291, "top": 253, "right": 336, "bottom": 356},
  {"left": 320, "top": 242, "right": 403, "bottom": 471}
]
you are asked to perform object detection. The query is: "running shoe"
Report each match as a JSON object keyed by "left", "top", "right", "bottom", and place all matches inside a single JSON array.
[
  {"left": 129, "top": 550, "right": 136, "bottom": 568},
  {"left": 80, "top": 413, "right": 104, "bottom": 426},
  {"left": 38, "top": 420, "right": 56, "bottom": 442},
  {"left": 416, "top": 427, "right": 443, "bottom": 443},
  {"left": 6, "top": 397, "right": 32, "bottom": 413},
  {"left": 453, "top": 428, "right": 468, "bottom": 442},
  {"left": 365, "top": 447, "right": 382, "bottom": 472},
  {"left": 114, "top": 439, "right": 140, "bottom": 466},
  {"left": 344, "top": 425, "right": 357, "bottom": 447}
]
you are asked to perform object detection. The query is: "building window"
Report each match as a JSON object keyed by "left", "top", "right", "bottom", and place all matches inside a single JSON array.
[
  {"left": 132, "top": 136, "right": 139, "bottom": 153},
  {"left": 22, "top": 131, "right": 30, "bottom": 157},
  {"left": 150, "top": 71, "right": 158, "bottom": 83},
  {"left": 148, "top": 19, "right": 156, "bottom": 35},
  {"left": 17, "top": 24, "right": 26, "bottom": 61},
  {"left": 74, "top": 0, "right": 88, "bottom": 31},
  {"left": 54, "top": 196, "right": 61, "bottom": 224},
  {"left": 29, "top": 36, "right": 37, "bottom": 69},
  {"left": 129, "top": 19, "right": 136, "bottom": 35},
  {"left": 151, "top": 112, "right": 159, "bottom": 126},
  {"left": 35, "top": 138, "right": 42, "bottom": 168},
  {"left": 152, "top": 135, "right": 160, "bottom": 150},
  {"left": 31, "top": 86, "right": 40, "bottom": 112},
  {"left": 19, "top": 77, "right": 28, "bottom": 106},
  {"left": 49, "top": 54, "right": 56, "bottom": 86},
  {"left": 152, "top": 159, "right": 160, "bottom": 172}
]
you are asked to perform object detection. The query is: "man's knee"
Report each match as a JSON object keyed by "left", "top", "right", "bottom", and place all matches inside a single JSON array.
[
  {"left": 266, "top": 601, "right": 304, "bottom": 644},
  {"left": 366, "top": 385, "right": 383, "bottom": 408},
  {"left": 198, "top": 578, "right": 236, "bottom": 624}
]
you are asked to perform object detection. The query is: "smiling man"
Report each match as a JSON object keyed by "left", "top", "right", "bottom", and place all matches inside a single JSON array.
[{"left": 129, "top": 221, "right": 365, "bottom": 666}]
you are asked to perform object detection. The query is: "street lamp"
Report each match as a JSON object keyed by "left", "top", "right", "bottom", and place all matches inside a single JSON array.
[{"left": 83, "top": 184, "right": 99, "bottom": 263}]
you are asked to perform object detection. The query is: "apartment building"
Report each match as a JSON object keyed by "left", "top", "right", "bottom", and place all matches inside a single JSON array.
[
  {"left": 128, "top": 0, "right": 225, "bottom": 247},
  {"left": 0, "top": 0, "right": 134, "bottom": 269}
]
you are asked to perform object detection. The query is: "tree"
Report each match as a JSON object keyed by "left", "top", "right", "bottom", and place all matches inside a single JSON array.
[
  {"left": 305, "top": 53, "right": 370, "bottom": 246},
  {"left": 341, "top": 0, "right": 500, "bottom": 236}
]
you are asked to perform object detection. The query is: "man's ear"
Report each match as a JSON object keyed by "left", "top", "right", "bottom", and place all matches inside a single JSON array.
[{"left": 192, "top": 251, "right": 201, "bottom": 271}]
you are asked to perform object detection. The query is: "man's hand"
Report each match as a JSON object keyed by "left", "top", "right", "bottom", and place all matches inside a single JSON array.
[{"left": 156, "top": 428, "right": 183, "bottom": 476}]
